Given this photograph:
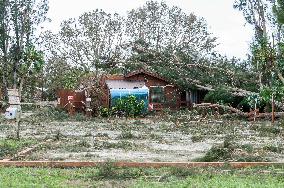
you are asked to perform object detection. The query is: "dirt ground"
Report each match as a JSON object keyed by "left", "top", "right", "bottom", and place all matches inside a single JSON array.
[{"left": 0, "top": 110, "right": 284, "bottom": 162}]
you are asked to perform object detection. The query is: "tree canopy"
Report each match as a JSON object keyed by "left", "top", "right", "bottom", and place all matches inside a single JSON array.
[{"left": 0, "top": 0, "right": 268, "bottom": 103}]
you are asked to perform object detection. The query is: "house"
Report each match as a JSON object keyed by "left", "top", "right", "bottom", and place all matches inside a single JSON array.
[{"left": 100, "top": 69, "right": 208, "bottom": 111}]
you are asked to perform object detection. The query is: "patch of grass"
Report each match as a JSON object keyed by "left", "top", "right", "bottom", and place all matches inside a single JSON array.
[
  {"left": 195, "top": 146, "right": 232, "bottom": 162},
  {"left": 54, "top": 130, "right": 65, "bottom": 141},
  {"left": 0, "top": 139, "right": 37, "bottom": 159},
  {"left": 64, "top": 139, "right": 91, "bottom": 152},
  {"left": 93, "top": 141, "right": 138, "bottom": 150},
  {"left": 149, "top": 133, "right": 163, "bottom": 140},
  {"left": 1, "top": 166, "right": 284, "bottom": 187},
  {"left": 74, "top": 113, "right": 88, "bottom": 121},
  {"left": 263, "top": 145, "right": 283, "bottom": 153},
  {"left": 118, "top": 131, "right": 135, "bottom": 139},
  {"left": 195, "top": 135, "right": 269, "bottom": 162},
  {"left": 77, "top": 140, "right": 91, "bottom": 147},
  {"left": 96, "top": 133, "right": 110, "bottom": 138},
  {"left": 29, "top": 107, "right": 91, "bottom": 123},
  {"left": 191, "top": 134, "right": 204, "bottom": 143},
  {"left": 251, "top": 124, "right": 281, "bottom": 137},
  {"left": 169, "top": 167, "right": 194, "bottom": 178},
  {"left": 84, "top": 131, "right": 92, "bottom": 137},
  {"left": 37, "top": 107, "right": 70, "bottom": 121},
  {"left": 0, "top": 114, "right": 5, "bottom": 123},
  {"left": 237, "top": 155, "right": 269, "bottom": 162},
  {"left": 135, "top": 173, "right": 284, "bottom": 188},
  {"left": 133, "top": 120, "right": 144, "bottom": 125},
  {"left": 96, "top": 162, "right": 144, "bottom": 180},
  {"left": 241, "top": 144, "right": 254, "bottom": 153}
]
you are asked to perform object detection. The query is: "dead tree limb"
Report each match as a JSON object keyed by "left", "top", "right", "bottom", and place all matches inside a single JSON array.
[{"left": 194, "top": 103, "right": 248, "bottom": 117}]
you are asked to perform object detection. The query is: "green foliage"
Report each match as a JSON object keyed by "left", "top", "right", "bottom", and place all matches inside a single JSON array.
[
  {"left": 21, "top": 46, "right": 45, "bottom": 73},
  {"left": 273, "top": 0, "right": 284, "bottom": 25},
  {"left": 99, "top": 107, "right": 112, "bottom": 118},
  {"left": 113, "top": 95, "right": 145, "bottom": 118},
  {"left": 191, "top": 134, "right": 204, "bottom": 143},
  {"left": 0, "top": 139, "right": 36, "bottom": 159},
  {"left": 260, "top": 84, "right": 284, "bottom": 103},
  {"left": 30, "top": 107, "right": 89, "bottom": 122},
  {"left": 118, "top": 131, "right": 135, "bottom": 139},
  {"left": 35, "top": 107, "right": 69, "bottom": 121},
  {"left": 195, "top": 135, "right": 236, "bottom": 162},
  {"left": 0, "top": 0, "right": 49, "bottom": 94},
  {"left": 93, "top": 141, "right": 137, "bottom": 150},
  {"left": 61, "top": 69, "right": 86, "bottom": 89},
  {"left": 244, "top": 94, "right": 261, "bottom": 108},
  {"left": 197, "top": 146, "right": 232, "bottom": 162},
  {"left": 1, "top": 167, "right": 284, "bottom": 187},
  {"left": 241, "top": 144, "right": 254, "bottom": 153},
  {"left": 204, "top": 87, "right": 237, "bottom": 105},
  {"left": 195, "top": 135, "right": 268, "bottom": 162},
  {"left": 263, "top": 145, "right": 283, "bottom": 153},
  {"left": 239, "top": 94, "right": 265, "bottom": 112}
]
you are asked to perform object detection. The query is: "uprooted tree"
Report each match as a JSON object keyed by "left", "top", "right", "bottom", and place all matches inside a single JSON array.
[{"left": 40, "top": 0, "right": 257, "bottom": 97}]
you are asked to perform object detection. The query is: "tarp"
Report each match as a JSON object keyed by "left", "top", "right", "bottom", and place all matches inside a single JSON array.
[{"left": 110, "top": 88, "right": 149, "bottom": 110}]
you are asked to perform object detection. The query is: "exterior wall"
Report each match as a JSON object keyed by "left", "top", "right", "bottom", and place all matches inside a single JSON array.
[
  {"left": 100, "top": 73, "right": 208, "bottom": 110},
  {"left": 125, "top": 73, "right": 168, "bottom": 87},
  {"left": 58, "top": 89, "right": 86, "bottom": 111},
  {"left": 126, "top": 73, "right": 181, "bottom": 110},
  {"left": 102, "top": 73, "right": 182, "bottom": 110},
  {"left": 101, "top": 72, "right": 211, "bottom": 110}
]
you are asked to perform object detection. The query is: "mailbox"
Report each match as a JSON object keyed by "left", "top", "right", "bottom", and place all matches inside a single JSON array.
[{"left": 5, "top": 107, "right": 18, "bottom": 120}]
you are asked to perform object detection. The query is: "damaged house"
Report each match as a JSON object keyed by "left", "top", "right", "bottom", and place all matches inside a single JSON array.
[{"left": 100, "top": 69, "right": 208, "bottom": 111}]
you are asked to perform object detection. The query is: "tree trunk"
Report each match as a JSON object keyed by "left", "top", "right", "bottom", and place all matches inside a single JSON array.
[
  {"left": 1, "top": 55, "right": 8, "bottom": 100},
  {"left": 13, "top": 63, "right": 17, "bottom": 89},
  {"left": 18, "top": 76, "right": 25, "bottom": 101}
]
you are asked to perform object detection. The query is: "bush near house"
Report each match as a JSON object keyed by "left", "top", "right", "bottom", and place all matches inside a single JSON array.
[
  {"left": 204, "top": 87, "right": 237, "bottom": 105},
  {"left": 100, "top": 95, "right": 145, "bottom": 118}
]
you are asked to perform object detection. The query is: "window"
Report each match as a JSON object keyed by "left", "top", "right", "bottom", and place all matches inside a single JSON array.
[{"left": 150, "top": 87, "right": 165, "bottom": 103}]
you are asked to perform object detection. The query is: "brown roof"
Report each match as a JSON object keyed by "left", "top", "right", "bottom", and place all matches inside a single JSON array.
[
  {"left": 105, "top": 75, "right": 125, "bottom": 80},
  {"left": 124, "top": 69, "right": 169, "bottom": 82}
]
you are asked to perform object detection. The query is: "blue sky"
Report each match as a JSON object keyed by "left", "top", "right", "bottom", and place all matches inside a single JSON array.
[{"left": 43, "top": 0, "right": 254, "bottom": 59}]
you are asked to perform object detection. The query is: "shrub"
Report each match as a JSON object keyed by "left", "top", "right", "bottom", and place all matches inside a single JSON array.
[
  {"left": 113, "top": 95, "right": 145, "bottom": 118},
  {"left": 195, "top": 135, "right": 236, "bottom": 162},
  {"left": 204, "top": 87, "right": 238, "bottom": 106},
  {"left": 196, "top": 146, "right": 232, "bottom": 162},
  {"left": 99, "top": 107, "right": 111, "bottom": 118}
]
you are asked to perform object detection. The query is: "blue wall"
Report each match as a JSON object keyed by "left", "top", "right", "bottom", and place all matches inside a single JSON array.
[{"left": 110, "top": 88, "right": 149, "bottom": 110}]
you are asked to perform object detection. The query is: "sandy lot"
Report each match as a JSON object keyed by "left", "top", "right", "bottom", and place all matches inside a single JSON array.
[{"left": 0, "top": 111, "right": 284, "bottom": 162}]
